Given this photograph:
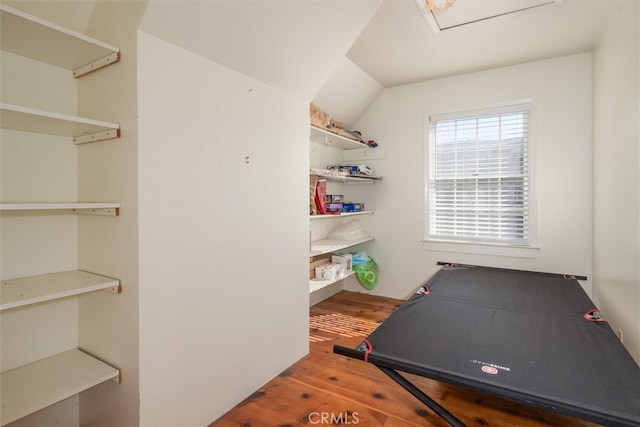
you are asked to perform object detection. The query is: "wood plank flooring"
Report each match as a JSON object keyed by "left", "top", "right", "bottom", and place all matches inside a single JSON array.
[{"left": 209, "top": 291, "right": 600, "bottom": 427}]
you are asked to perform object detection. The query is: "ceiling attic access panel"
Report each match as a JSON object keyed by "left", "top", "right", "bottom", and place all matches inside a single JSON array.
[{"left": 417, "top": 0, "right": 564, "bottom": 35}]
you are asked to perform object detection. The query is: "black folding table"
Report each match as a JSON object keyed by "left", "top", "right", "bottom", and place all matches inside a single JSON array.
[{"left": 334, "top": 263, "right": 640, "bottom": 426}]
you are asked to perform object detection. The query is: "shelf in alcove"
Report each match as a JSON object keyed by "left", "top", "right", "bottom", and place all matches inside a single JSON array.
[
  {"left": 310, "top": 125, "right": 370, "bottom": 150},
  {"left": 310, "top": 270, "right": 356, "bottom": 294},
  {"left": 0, "top": 103, "right": 120, "bottom": 144},
  {"left": 0, "top": 4, "right": 120, "bottom": 77},
  {"left": 0, "top": 349, "right": 120, "bottom": 426},
  {"left": 0, "top": 270, "right": 121, "bottom": 312},
  {"left": 310, "top": 210, "right": 373, "bottom": 220},
  {"left": 311, "top": 172, "right": 382, "bottom": 184},
  {"left": 310, "top": 236, "right": 374, "bottom": 258},
  {"left": 0, "top": 202, "right": 120, "bottom": 216}
]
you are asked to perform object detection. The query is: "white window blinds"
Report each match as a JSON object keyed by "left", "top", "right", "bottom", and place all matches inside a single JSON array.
[{"left": 427, "top": 102, "right": 531, "bottom": 245}]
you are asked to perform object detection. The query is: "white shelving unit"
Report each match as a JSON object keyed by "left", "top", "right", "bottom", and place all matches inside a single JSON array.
[
  {"left": 309, "top": 124, "right": 381, "bottom": 304},
  {"left": 1, "top": 270, "right": 121, "bottom": 311},
  {"left": 1, "top": 349, "right": 120, "bottom": 426},
  {"left": 0, "top": 5, "right": 122, "bottom": 425}
]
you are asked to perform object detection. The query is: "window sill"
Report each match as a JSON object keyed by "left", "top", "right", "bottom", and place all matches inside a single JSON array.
[{"left": 422, "top": 239, "right": 540, "bottom": 259}]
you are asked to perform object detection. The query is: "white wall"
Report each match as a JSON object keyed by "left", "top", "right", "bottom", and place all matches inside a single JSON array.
[
  {"left": 312, "top": 57, "right": 384, "bottom": 129},
  {"left": 137, "top": 31, "right": 309, "bottom": 426},
  {"left": 348, "top": 54, "right": 593, "bottom": 300},
  {"left": 592, "top": 1, "right": 639, "bottom": 362}
]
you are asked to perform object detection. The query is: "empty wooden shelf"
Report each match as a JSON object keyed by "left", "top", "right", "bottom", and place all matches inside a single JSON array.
[
  {"left": 0, "top": 349, "right": 120, "bottom": 426},
  {"left": 0, "top": 4, "right": 120, "bottom": 78},
  {"left": 0, "top": 202, "right": 120, "bottom": 216},
  {"left": 0, "top": 103, "right": 120, "bottom": 144}
]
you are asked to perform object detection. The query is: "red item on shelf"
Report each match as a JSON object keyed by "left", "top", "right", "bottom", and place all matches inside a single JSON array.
[{"left": 315, "top": 179, "right": 327, "bottom": 214}]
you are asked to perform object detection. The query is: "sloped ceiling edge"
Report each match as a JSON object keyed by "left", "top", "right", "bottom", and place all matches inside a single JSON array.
[{"left": 139, "top": 0, "right": 382, "bottom": 101}]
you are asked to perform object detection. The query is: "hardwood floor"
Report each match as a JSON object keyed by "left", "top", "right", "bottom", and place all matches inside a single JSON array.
[{"left": 209, "top": 291, "right": 599, "bottom": 427}]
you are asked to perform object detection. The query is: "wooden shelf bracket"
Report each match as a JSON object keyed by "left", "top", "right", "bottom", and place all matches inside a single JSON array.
[
  {"left": 73, "top": 52, "right": 120, "bottom": 78},
  {"left": 104, "top": 283, "right": 122, "bottom": 294},
  {"left": 73, "top": 207, "right": 120, "bottom": 216},
  {"left": 73, "top": 128, "right": 121, "bottom": 144}
]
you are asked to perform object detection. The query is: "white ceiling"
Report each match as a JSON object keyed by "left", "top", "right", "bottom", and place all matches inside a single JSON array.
[
  {"left": 428, "top": 0, "right": 559, "bottom": 31},
  {"left": 21, "top": 0, "right": 623, "bottom": 126},
  {"left": 8, "top": 0, "right": 625, "bottom": 95},
  {"left": 347, "top": 0, "right": 616, "bottom": 87},
  {"left": 139, "top": 0, "right": 382, "bottom": 101}
]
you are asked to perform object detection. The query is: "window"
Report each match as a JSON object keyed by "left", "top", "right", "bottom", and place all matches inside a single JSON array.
[{"left": 426, "top": 102, "right": 531, "bottom": 247}]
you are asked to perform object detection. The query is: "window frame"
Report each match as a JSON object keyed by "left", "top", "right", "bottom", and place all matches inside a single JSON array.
[{"left": 423, "top": 101, "right": 538, "bottom": 258}]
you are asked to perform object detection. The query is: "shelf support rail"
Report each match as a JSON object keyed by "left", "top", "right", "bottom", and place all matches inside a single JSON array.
[
  {"left": 104, "top": 283, "right": 122, "bottom": 294},
  {"left": 73, "top": 207, "right": 120, "bottom": 216},
  {"left": 72, "top": 52, "right": 120, "bottom": 78},
  {"left": 73, "top": 128, "right": 121, "bottom": 145}
]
